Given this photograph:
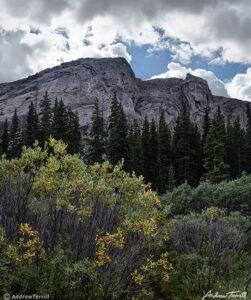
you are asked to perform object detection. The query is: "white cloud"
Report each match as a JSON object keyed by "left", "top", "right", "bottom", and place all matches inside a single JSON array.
[
  {"left": 226, "top": 68, "right": 251, "bottom": 101},
  {"left": 151, "top": 62, "right": 229, "bottom": 97},
  {"left": 0, "top": 0, "right": 251, "bottom": 84}
]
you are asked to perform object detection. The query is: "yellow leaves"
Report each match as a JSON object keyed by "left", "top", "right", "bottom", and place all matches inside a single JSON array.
[
  {"left": 18, "top": 223, "right": 44, "bottom": 263},
  {"left": 95, "top": 228, "right": 125, "bottom": 267},
  {"left": 132, "top": 270, "right": 144, "bottom": 285},
  {"left": 6, "top": 244, "right": 21, "bottom": 263},
  {"left": 203, "top": 206, "right": 224, "bottom": 220},
  {"left": 49, "top": 138, "right": 68, "bottom": 155}
]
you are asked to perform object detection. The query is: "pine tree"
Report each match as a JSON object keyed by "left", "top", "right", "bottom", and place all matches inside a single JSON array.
[
  {"left": 202, "top": 107, "right": 211, "bottom": 150},
  {"left": 142, "top": 115, "right": 151, "bottom": 184},
  {"left": 52, "top": 98, "right": 67, "bottom": 141},
  {"left": 88, "top": 99, "right": 106, "bottom": 163},
  {"left": 39, "top": 91, "right": 52, "bottom": 146},
  {"left": 158, "top": 111, "right": 172, "bottom": 193},
  {"left": 66, "top": 108, "right": 81, "bottom": 154},
  {"left": 1, "top": 118, "right": 9, "bottom": 155},
  {"left": 25, "top": 101, "right": 39, "bottom": 147},
  {"left": 128, "top": 122, "right": 143, "bottom": 176},
  {"left": 226, "top": 116, "right": 246, "bottom": 179},
  {"left": 107, "top": 98, "right": 129, "bottom": 168},
  {"left": 167, "top": 164, "right": 175, "bottom": 192},
  {"left": 149, "top": 118, "right": 158, "bottom": 189},
  {"left": 173, "top": 102, "right": 202, "bottom": 186},
  {"left": 8, "top": 109, "right": 22, "bottom": 158},
  {"left": 245, "top": 104, "right": 251, "bottom": 174},
  {"left": 203, "top": 108, "right": 229, "bottom": 183}
]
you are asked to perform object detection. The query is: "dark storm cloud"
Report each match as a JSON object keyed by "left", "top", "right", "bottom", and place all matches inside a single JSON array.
[{"left": 2, "top": 0, "right": 71, "bottom": 24}]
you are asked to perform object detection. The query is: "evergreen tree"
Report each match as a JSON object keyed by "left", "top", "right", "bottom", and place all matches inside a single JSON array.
[
  {"left": 52, "top": 98, "right": 67, "bottom": 141},
  {"left": 88, "top": 99, "right": 106, "bottom": 163},
  {"left": 203, "top": 109, "right": 229, "bottom": 183},
  {"left": 107, "top": 98, "right": 129, "bottom": 168},
  {"left": 245, "top": 104, "right": 251, "bottom": 173},
  {"left": 142, "top": 116, "right": 151, "bottom": 184},
  {"left": 173, "top": 102, "right": 202, "bottom": 186},
  {"left": 1, "top": 118, "right": 9, "bottom": 155},
  {"left": 149, "top": 119, "right": 158, "bottom": 189},
  {"left": 66, "top": 107, "right": 81, "bottom": 154},
  {"left": 202, "top": 107, "right": 211, "bottom": 150},
  {"left": 39, "top": 91, "right": 52, "bottom": 146},
  {"left": 158, "top": 111, "right": 172, "bottom": 193},
  {"left": 128, "top": 122, "right": 143, "bottom": 176},
  {"left": 25, "top": 101, "right": 39, "bottom": 147},
  {"left": 167, "top": 164, "right": 175, "bottom": 192},
  {"left": 8, "top": 109, "right": 22, "bottom": 158},
  {"left": 226, "top": 117, "right": 246, "bottom": 178}
]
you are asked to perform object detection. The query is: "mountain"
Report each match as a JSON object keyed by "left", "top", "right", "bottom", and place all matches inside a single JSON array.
[{"left": 0, "top": 57, "right": 249, "bottom": 134}]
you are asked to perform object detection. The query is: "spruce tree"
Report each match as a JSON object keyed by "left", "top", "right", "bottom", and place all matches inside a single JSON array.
[
  {"left": 173, "top": 102, "right": 201, "bottom": 186},
  {"left": 158, "top": 111, "right": 172, "bottom": 193},
  {"left": 8, "top": 109, "right": 22, "bottom": 158},
  {"left": 52, "top": 98, "right": 67, "bottom": 141},
  {"left": 66, "top": 108, "right": 81, "bottom": 154},
  {"left": 167, "top": 164, "right": 175, "bottom": 192},
  {"left": 142, "top": 116, "right": 151, "bottom": 184},
  {"left": 39, "top": 91, "right": 52, "bottom": 146},
  {"left": 25, "top": 101, "right": 39, "bottom": 147},
  {"left": 245, "top": 104, "right": 251, "bottom": 174},
  {"left": 1, "top": 118, "right": 9, "bottom": 155},
  {"left": 202, "top": 107, "right": 211, "bottom": 150},
  {"left": 128, "top": 122, "right": 143, "bottom": 176},
  {"left": 88, "top": 99, "right": 106, "bottom": 163},
  {"left": 149, "top": 118, "right": 158, "bottom": 189},
  {"left": 203, "top": 109, "right": 229, "bottom": 183},
  {"left": 107, "top": 98, "right": 129, "bottom": 168}
]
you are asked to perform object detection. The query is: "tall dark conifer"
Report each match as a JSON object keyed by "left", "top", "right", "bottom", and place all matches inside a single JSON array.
[
  {"left": 25, "top": 101, "right": 39, "bottom": 147},
  {"left": 128, "top": 122, "right": 143, "bottom": 176},
  {"left": 8, "top": 109, "right": 22, "bottom": 158},
  {"left": 158, "top": 111, "right": 172, "bottom": 193},
  {"left": 1, "top": 118, "right": 9, "bottom": 155},
  {"left": 52, "top": 98, "right": 67, "bottom": 141},
  {"left": 142, "top": 116, "right": 151, "bottom": 184},
  {"left": 203, "top": 108, "right": 229, "bottom": 183},
  {"left": 173, "top": 102, "right": 201, "bottom": 186},
  {"left": 88, "top": 99, "right": 106, "bottom": 163},
  {"left": 107, "top": 97, "right": 129, "bottom": 168},
  {"left": 149, "top": 118, "right": 158, "bottom": 189},
  {"left": 39, "top": 91, "right": 52, "bottom": 146},
  {"left": 66, "top": 108, "right": 81, "bottom": 154}
]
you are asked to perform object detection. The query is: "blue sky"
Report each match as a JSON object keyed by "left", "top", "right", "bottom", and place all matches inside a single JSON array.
[{"left": 0, "top": 0, "right": 251, "bottom": 100}]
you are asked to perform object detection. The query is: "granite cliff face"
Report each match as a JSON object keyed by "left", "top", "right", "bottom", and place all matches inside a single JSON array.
[{"left": 0, "top": 57, "right": 249, "bottom": 134}]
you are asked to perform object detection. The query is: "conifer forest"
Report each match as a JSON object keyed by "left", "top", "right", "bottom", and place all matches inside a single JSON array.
[{"left": 0, "top": 92, "right": 250, "bottom": 299}]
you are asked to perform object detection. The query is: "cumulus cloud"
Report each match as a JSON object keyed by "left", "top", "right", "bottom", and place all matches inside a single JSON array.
[
  {"left": 151, "top": 62, "right": 229, "bottom": 97},
  {"left": 0, "top": 0, "right": 251, "bottom": 85},
  {"left": 226, "top": 68, "right": 251, "bottom": 101}
]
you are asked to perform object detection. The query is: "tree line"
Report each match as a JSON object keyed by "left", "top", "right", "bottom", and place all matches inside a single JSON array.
[
  {"left": 1, "top": 92, "right": 251, "bottom": 193},
  {"left": 87, "top": 95, "right": 251, "bottom": 193},
  {"left": 0, "top": 91, "right": 81, "bottom": 158}
]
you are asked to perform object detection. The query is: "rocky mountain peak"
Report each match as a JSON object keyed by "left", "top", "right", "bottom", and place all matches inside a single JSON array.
[{"left": 0, "top": 57, "right": 249, "bottom": 134}]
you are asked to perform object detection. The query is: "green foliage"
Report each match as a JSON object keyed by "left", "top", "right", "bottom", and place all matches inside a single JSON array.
[
  {"left": 39, "top": 91, "right": 52, "bottom": 145},
  {"left": 0, "top": 139, "right": 170, "bottom": 299},
  {"left": 158, "top": 111, "right": 172, "bottom": 193},
  {"left": 87, "top": 98, "right": 106, "bottom": 163},
  {"left": 107, "top": 96, "right": 129, "bottom": 169},
  {"left": 162, "top": 172, "right": 251, "bottom": 216},
  {"left": 25, "top": 101, "right": 39, "bottom": 147},
  {"left": 173, "top": 102, "right": 202, "bottom": 187},
  {"left": 203, "top": 107, "right": 229, "bottom": 183},
  {"left": 159, "top": 209, "right": 250, "bottom": 299}
]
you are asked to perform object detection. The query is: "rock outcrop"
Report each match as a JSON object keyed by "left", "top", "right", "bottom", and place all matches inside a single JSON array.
[{"left": 0, "top": 57, "right": 249, "bottom": 134}]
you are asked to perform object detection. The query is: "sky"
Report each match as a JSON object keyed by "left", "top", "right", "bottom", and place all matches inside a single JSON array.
[{"left": 0, "top": 0, "right": 251, "bottom": 100}]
